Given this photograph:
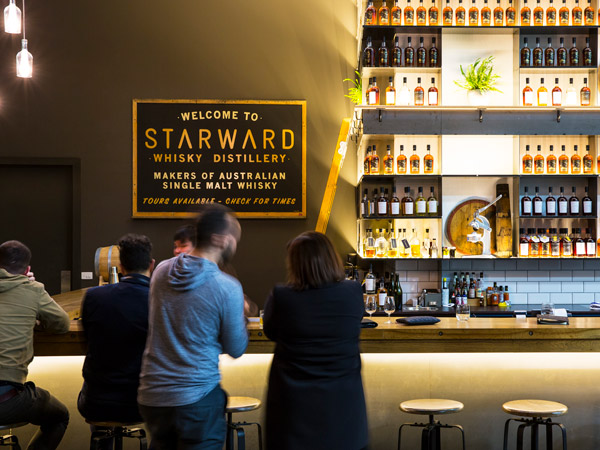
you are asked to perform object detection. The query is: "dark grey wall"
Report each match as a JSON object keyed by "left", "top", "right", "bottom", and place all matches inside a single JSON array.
[{"left": 0, "top": 1, "right": 359, "bottom": 306}]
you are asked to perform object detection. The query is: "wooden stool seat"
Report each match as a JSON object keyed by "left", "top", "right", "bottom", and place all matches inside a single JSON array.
[
  {"left": 400, "top": 399, "right": 464, "bottom": 415},
  {"left": 0, "top": 423, "right": 26, "bottom": 431},
  {"left": 502, "top": 400, "right": 568, "bottom": 418},
  {"left": 225, "top": 396, "right": 263, "bottom": 450},
  {"left": 226, "top": 396, "right": 261, "bottom": 414}
]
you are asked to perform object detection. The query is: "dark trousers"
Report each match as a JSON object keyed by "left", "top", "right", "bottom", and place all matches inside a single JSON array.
[
  {"left": 0, "top": 381, "right": 69, "bottom": 450},
  {"left": 139, "top": 385, "right": 227, "bottom": 450}
]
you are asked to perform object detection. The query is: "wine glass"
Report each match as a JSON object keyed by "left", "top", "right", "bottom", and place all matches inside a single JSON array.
[
  {"left": 384, "top": 296, "right": 396, "bottom": 323},
  {"left": 365, "top": 295, "right": 377, "bottom": 319}
]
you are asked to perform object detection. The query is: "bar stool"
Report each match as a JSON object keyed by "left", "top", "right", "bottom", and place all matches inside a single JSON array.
[
  {"left": 0, "top": 423, "right": 27, "bottom": 449},
  {"left": 225, "top": 396, "right": 263, "bottom": 450},
  {"left": 502, "top": 399, "right": 568, "bottom": 450},
  {"left": 398, "top": 399, "right": 465, "bottom": 450},
  {"left": 86, "top": 420, "right": 147, "bottom": 450}
]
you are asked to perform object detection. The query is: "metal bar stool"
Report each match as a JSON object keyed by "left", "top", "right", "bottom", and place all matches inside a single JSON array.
[
  {"left": 225, "top": 396, "right": 263, "bottom": 450},
  {"left": 398, "top": 399, "right": 466, "bottom": 450},
  {"left": 502, "top": 399, "right": 568, "bottom": 450},
  {"left": 0, "top": 423, "right": 27, "bottom": 450},
  {"left": 86, "top": 420, "right": 147, "bottom": 450}
]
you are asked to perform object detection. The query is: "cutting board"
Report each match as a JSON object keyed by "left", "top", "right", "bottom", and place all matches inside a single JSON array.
[{"left": 446, "top": 199, "right": 496, "bottom": 256}]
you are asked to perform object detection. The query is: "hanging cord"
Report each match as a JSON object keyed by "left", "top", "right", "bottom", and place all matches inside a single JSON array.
[{"left": 22, "top": 0, "right": 25, "bottom": 39}]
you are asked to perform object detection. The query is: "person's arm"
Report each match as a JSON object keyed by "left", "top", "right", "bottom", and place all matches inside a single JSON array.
[
  {"left": 220, "top": 281, "right": 248, "bottom": 358},
  {"left": 36, "top": 289, "right": 70, "bottom": 334},
  {"left": 263, "top": 290, "right": 277, "bottom": 341}
]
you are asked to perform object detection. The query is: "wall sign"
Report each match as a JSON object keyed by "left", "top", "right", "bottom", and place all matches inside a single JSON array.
[{"left": 132, "top": 99, "right": 306, "bottom": 218}]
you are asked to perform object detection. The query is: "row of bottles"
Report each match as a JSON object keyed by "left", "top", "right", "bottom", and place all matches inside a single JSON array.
[
  {"left": 522, "top": 144, "right": 593, "bottom": 174},
  {"left": 361, "top": 185, "right": 439, "bottom": 216},
  {"left": 519, "top": 227, "right": 597, "bottom": 257},
  {"left": 522, "top": 77, "right": 591, "bottom": 106},
  {"left": 366, "top": 76, "right": 439, "bottom": 106},
  {"left": 519, "top": 0, "right": 595, "bottom": 26},
  {"left": 446, "top": 272, "right": 510, "bottom": 306},
  {"left": 363, "top": 267, "right": 404, "bottom": 311},
  {"left": 363, "top": 228, "right": 439, "bottom": 257},
  {"left": 364, "top": 144, "right": 437, "bottom": 174},
  {"left": 363, "top": 36, "right": 439, "bottom": 67},
  {"left": 521, "top": 37, "right": 592, "bottom": 67},
  {"left": 520, "top": 185, "right": 593, "bottom": 216}
]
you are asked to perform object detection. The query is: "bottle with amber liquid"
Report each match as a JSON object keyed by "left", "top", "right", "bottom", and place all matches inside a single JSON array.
[
  {"left": 581, "top": 77, "right": 591, "bottom": 106},
  {"left": 417, "top": 37, "right": 427, "bottom": 66},
  {"left": 424, "top": 144, "right": 434, "bottom": 172},
  {"left": 570, "top": 38, "right": 579, "bottom": 65},
  {"left": 494, "top": 0, "right": 504, "bottom": 24},
  {"left": 547, "top": 0, "right": 557, "bottom": 24},
  {"left": 410, "top": 145, "right": 420, "bottom": 173},
  {"left": 546, "top": 186, "right": 557, "bottom": 215},
  {"left": 534, "top": 145, "right": 545, "bottom": 173},
  {"left": 367, "top": 77, "right": 380, "bottom": 105},
  {"left": 584, "top": 37, "right": 593, "bottom": 66},
  {"left": 397, "top": 145, "right": 407, "bottom": 173},
  {"left": 371, "top": 144, "right": 381, "bottom": 174},
  {"left": 377, "top": 187, "right": 389, "bottom": 216},
  {"left": 528, "top": 228, "right": 540, "bottom": 257},
  {"left": 365, "top": 1, "right": 377, "bottom": 25},
  {"left": 583, "top": 144, "right": 593, "bottom": 173},
  {"left": 519, "top": 228, "right": 530, "bottom": 257},
  {"left": 585, "top": 228, "right": 596, "bottom": 257},
  {"left": 583, "top": 186, "right": 593, "bottom": 214},
  {"left": 402, "top": 187, "right": 414, "bottom": 215},
  {"left": 383, "top": 145, "right": 394, "bottom": 173},
  {"left": 391, "top": 0, "right": 403, "bottom": 24},
  {"left": 558, "top": 187, "right": 568, "bottom": 215},
  {"left": 560, "top": 228, "right": 573, "bottom": 256},
  {"left": 417, "top": 0, "right": 428, "bottom": 24},
  {"left": 506, "top": 0, "right": 517, "bottom": 24},
  {"left": 427, "top": 78, "right": 439, "bottom": 106},
  {"left": 481, "top": 0, "right": 492, "bottom": 24},
  {"left": 559, "top": 145, "right": 569, "bottom": 173},
  {"left": 572, "top": 0, "right": 583, "bottom": 24},
  {"left": 521, "top": 38, "right": 531, "bottom": 66},
  {"left": 545, "top": 38, "right": 555, "bottom": 66},
  {"left": 547, "top": 145, "right": 557, "bottom": 172},
  {"left": 364, "top": 146, "right": 372, "bottom": 175},
  {"left": 405, "top": 0, "right": 415, "bottom": 24},
  {"left": 552, "top": 79, "right": 562, "bottom": 106},
  {"left": 429, "top": 0, "right": 440, "bottom": 24},
  {"left": 539, "top": 228, "right": 551, "bottom": 257},
  {"left": 443, "top": 0, "right": 454, "bottom": 24},
  {"left": 414, "top": 77, "right": 425, "bottom": 106},
  {"left": 379, "top": 36, "right": 390, "bottom": 67},
  {"left": 533, "top": 187, "right": 544, "bottom": 215},
  {"left": 537, "top": 78, "right": 548, "bottom": 106},
  {"left": 521, "top": 0, "right": 532, "bottom": 24},
  {"left": 557, "top": 37, "right": 567, "bottom": 66},
  {"left": 533, "top": 37, "right": 543, "bottom": 66},
  {"left": 363, "top": 37, "right": 375, "bottom": 67},
  {"left": 571, "top": 145, "right": 581, "bottom": 173},
  {"left": 469, "top": 0, "right": 479, "bottom": 24},
  {"left": 559, "top": 0, "right": 569, "bottom": 23},
  {"left": 573, "top": 228, "right": 585, "bottom": 257},
  {"left": 386, "top": 77, "right": 396, "bottom": 105},
  {"left": 522, "top": 186, "right": 532, "bottom": 216},
  {"left": 430, "top": 37, "right": 439, "bottom": 66},
  {"left": 457, "top": 0, "right": 467, "bottom": 23},
  {"left": 405, "top": 37, "right": 415, "bottom": 67},
  {"left": 379, "top": 0, "right": 390, "bottom": 24},
  {"left": 584, "top": 0, "right": 595, "bottom": 23},
  {"left": 390, "top": 187, "right": 401, "bottom": 216},
  {"left": 533, "top": 0, "right": 544, "bottom": 24},
  {"left": 522, "top": 144, "right": 533, "bottom": 173},
  {"left": 550, "top": 230, "right": 560, "bottom": 259},
  {"left": 392, "top": 37, "right": 402, "bottom": 67}
]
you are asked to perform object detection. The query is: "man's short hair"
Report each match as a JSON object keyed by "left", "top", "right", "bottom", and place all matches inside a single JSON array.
[
  {"left": 118, "top": 234, "right": 153, "bottom": 273},
  {"left": 195, "top": 204, "right": 236, "bottom": 250},
  {"left": 0, "top": 240, "right": 32, "bottom": 275},
  {"left": 173, "top": 225, "right": 196, "bottom": 245}
]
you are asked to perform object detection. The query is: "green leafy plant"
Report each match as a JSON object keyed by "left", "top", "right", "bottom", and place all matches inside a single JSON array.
[
  {"left": 343, "top": 70, "right": 363, "bottom": 105},
  {"left": 454, "top": 56, "right": 502, "bottom": 93}
]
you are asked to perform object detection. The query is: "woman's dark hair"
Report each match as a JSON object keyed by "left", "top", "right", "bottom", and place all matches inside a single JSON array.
[
  {"left": 118, "top": 234, "right": 153, "bottom": 273},
  {"left": 286, "top": 231, "right": 345, "bottom": 290}
]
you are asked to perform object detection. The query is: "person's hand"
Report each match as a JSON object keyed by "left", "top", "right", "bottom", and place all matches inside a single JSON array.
[{"left": 26, "top": 271, "right": 35, "bottom": 282}]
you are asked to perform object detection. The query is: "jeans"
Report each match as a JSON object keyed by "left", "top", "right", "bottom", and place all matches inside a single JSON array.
[
  {"left": 139, "top": 385, "right": 227, "bottom": 450},
  {"left": 0, "top": 381, "right": 69, "bottom": 450}
]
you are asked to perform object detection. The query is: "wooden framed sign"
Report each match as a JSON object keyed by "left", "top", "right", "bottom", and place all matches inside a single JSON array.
[{"left": 132, "top": 99, "right": 306, "bottom": 218}]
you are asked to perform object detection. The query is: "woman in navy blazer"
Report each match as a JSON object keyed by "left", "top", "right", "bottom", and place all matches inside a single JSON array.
[{"left": 263, "top": 231, "right": 368, "bottom": 450}]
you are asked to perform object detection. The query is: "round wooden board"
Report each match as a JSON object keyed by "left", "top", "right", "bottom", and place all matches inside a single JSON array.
[{"left": 445, "top": 199, "right": 496, "bottom": 256}]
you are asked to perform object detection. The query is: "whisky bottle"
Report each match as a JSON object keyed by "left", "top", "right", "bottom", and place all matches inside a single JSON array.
[
  {"left": 428, "top": 186, "right": 438, "bottom": 216},
  {"left": 569, "top": 186, "right": 580, "bottom": 215},
  {"left": 584, "top": 37, "right": 593, "bottom": 66},
  {"left": 522, "top": 186, "right": 532, "bottom": 215},
  {"left": 582, "top": 186, "right": 593, "bottom": 214},
  {"left": 532, "top": 37, "right": 543, "bottom": 66},
  {"left": 583, "top": 145, "right": 593, "bottom": 173},
  {"left": 546, "top": 186, "right": 556, "bottom": 215},
  {"left": 361, "top": 188, "right": 370, "bottom": 217},
  {"left": 397, "top": 145, "right": 407, "bottom": 173},
  {"left": 584, "top": 0, "right": 595, "bottom": 23},
  {"left": 585, "top": 228, "right": 596, "bottom": 257},
  {"left": 572, "top": 145, "right": 581, "bottom": 173},
  {"left": 379, "top": 0, "right": 391, "bottom": 24},
  {"left": 545, "top": 38, "right": 555, "bottom": 66},
  {"left": 410, "top": 145, "right": 420, "bottom": 173},
  {"left": 386, "top": 77, "right": 397, "bottom": 105},
  {"left": 494, "top": 0, "right": 504, "bottom": 25},
  {"left": 405, "top": 37, "right": 415, "bottom": 67},
  {"left": 427, "top": 78, "right": 439, "bottom": 106},
  {"left": 550, "top": 228, "right": 561, "bottom": 257},
  {"left": 559, "top": 0, "right": 569, "bottom": 23},
  {"left": 424, "top": 144, "right": 435, "bottom": 171},
  {"left": 405, "top": 0, "right": 415, "bottom": 24},
  {"left": 523, "top": 144, "right": 533, "bottom": 172},
  {"left": 533, "top": 186, "right": 543, "bottom": 215},
  {"left": 481, "top": 0, "right": 492, "bottom": 25},
  {"left": 417, "top": 37, "right": 427, "bottom": 67},
  {"left": 364, "top": 146, "right": 372, "bottom": 175},
  {"left": 572, "top": 0, "right": 583, "bottom": 24},
  {"left": 533, "top": 0, "right": 544, "bottom": 24},
  {"left": 521, "top": 38, "right": 531, "bottom": 66},
  {"left": 443, "top": 0, "right": 454, "bottom": 24},
  {"left": 570, "top": 38, "right": 579, "bottom": 66},
  {"left": 539, "top": 228, "right": 551, "bottom": 257},
  {"left": 534, "top": 145, "right": 545, "bottom": 173},
  {"left": 390, "top": 186, "right": 401, "bottom": 216},
  {"left": 410, "top": 228, "right": 421, "bottom": 257},
  {"left": 414, "top": 77, "right": 425, "bottom": 106},
  {"left": 429, "top": 0, "right": 440, "bottom": 24},
  {"left": 573, "top": 228, "right": 585, "bottom": 257},
  {"left": 521, "top": 0, "right": 531, "bottom": 24},
  {"left": 364, "top": 230, "right": 376, "bottom": 259},
  {"left": 379, "top": 36, "right": 390, "bottom": 67},
  {"left": 391, "top": 0, "right": 403, "bottom": 24},
  {"left": 383, "top": 144, "right": 394, "bottom": 173},
  {"left": 519, "top": 228, "right": 530, "bottom": 257},
  {"left": 416, "top": 186, "right": 427, "bottom": 216},
  {"left": 417, "top": 0, "right": 427, "bottom": 24},
  {"left": 363, "top": 37, "right": 375, "bottom": 67},
  {"left": 506, "top": 0, "right": 517, "bottom": 24},
  {"left": 547, "top": 145, "right": 557, "bottom": 173},
  {"left": 375, "top": 230, "right": 389, "bottom": 258},
  {"left": 388, "top": 229, "right": 399, "bottom": 258},
  {"left": 430, "top": 37, "right": 439, "bottom": 66},
  {"left": 557, "top": 37, "right": 567, "bottom": 66},
  {"left": 581, "top": 77, "right": 591, "bottom": 106},
  {"left": 551, "top": 78, "right": 562, "bottom": 106},
  {"left": 566, "top": 78, "right": 577, "bottom": 105},
  {"left": 523, "top": 78, "right": 534, "bottom": 106},
  {"left": 559, "top": 145, "right": 569, "bottom": 173},
  {"left": 392, "top": 36, "right": 402, "bottom": 67},
  {"left": 558, "top": 186, "right": 568, "bottom": 215},
  {"left": 371, "top": 144, "right": 380, "bottom": 174},
  {"left": 401, "top": 229, "right": 411, "bottom": 258},
  {"left": 378, "top": 188, "right": 389, "bottom": 216},
  {"left": 402, "top": 187, "right": 415, "bottom": 215},
  {"left": 456, "top": 0, "right": 466, "bottom": 24},
  {"left": 547, "top": 0, "right": 557, "bottom": 24},
  {"left": 421, "top": 228, "right": 431, "bottom": 257},
  {"left": 370, "top": 189, "right": 379, "bottom": 215},
  {"left": 537, "top": 78, "right": 548, "bottom": 106},
  {"left": 469, "top": 0, "right": 479, "bottom": 25},
  {"left": 399, "top": 77, "right": 411, "bottom": 105},
  {"left": 367, "top": 77, "right": 380, "bottom": 105},
  {"left": 560, "top": 228, "right": 573, "bottom": 257},
  {"left": 365, "top": 1, "right": 377, "bottom": 25},
  {"left": 529, "top": 228, "right": 540, "bottom": 256}
]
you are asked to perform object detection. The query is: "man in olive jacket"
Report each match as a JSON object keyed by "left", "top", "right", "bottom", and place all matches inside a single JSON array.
[{"left": 0, "top": 240, "right": 70, "bottom": 450}]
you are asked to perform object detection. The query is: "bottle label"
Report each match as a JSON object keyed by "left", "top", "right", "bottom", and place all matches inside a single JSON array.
[
  {"left": 571, "top": 51, "right": 580, "bottom": 66},
  {"left": 573, "top": 9, "right": 582, "bottom": 23},
  {"left": 560, "top": 158, "right": 568, "bottom": 172},
  {"left": 533, "top": 50, "right": 543, "bottom": 66},
  {"left": 523, "top": 158, "right": 532, "bottom": 172},
  {"left": 547, "top": 201, "right": 556, "bottom": 215},
  {"left": 522, "top": 9, "right": 531, "bottom": 22},
  {"left": 570, "top": 200, "right": 579, "bottom": 214},
  {"left": 547, "top": 10, "right": 556, "bottom": 22},
  {"left": 552, "top": 91, "right": 561, "bottom": 105},
  {"left": 552, "top": 242, "right": 561, "bottom": 255},
  {"left": 406, "top": 9, "right": 414, "bottom": 22},
  {"left": 559, "top": 10, "right": 568, "bottom": 23},
  {"left": 540, "top": 235, "right": 550, "bottom": 243},
  {"left": 402, "top": 239, "right": 410, "bottom": 249},
  {"left": 507, "top": 9, "right": 515, "bottom": 22},
  {"left": 576, "top": 242, "right": 586, "bottom": 255},
  {"left": 520, "top": 242, "right": 529, "bottom": 256},
  {"left": 368, "top": 91, "right": 377, "bottom": 105},
  {"left": 587, "top": 242, "right": 596, "bottom": 255},
  {"left": 392, "top": 9, "right": 402, "bottom": 22},
  {"left": 534, "top": 9, "right": 543, "bottom": 23},
  {"left": 369, "top": 202, "right": 375, "bottom": 215},
  {"left": 494, "top": 10, "right": 503, "bottom": 22},
  {"left": 521, "top": 50, "right": 531, "bottom": 66},
  {"left": 417, "top": 9, "right": 426, "bottom": 22},
  {"left": 584, "top": 49, "right": 593, "bottom": 66},
  {"left": 379, "top": 293, "right": 386, "bottom": 306},
  {"left": 538, "top": 91, "right": 548, "bottom": 105},
  {"left": 428, "top": 200, "right": 437, "bottom": 214},
  {"left": 411, "top": 159, "right": 420, "bottom": 172},
  {"left": 469, "top": 9, "right": 478, "bottom": 23},
  {"left": 430, "top": 9, "right": 439, "bottom": 22},
  {"left": 581, "top": 90, "right": 591, "bottom": 105},
  {"left": 405, "top": 51, "right": 414, "bottom": 66},
  {"left": 559, "top": 201, "right": 568, "bottom": 214},
  {"left": 425, "top": 158, "right": 434, "bottom": 172},
  {"left": 535, "top": 159, "right": 544, "bottom": 172},
  {"left": 430, "top": 50, "right": 438, "bottom": 66},
  {"left": 583, "top": 199, "right": 592, "bottom": 214},
  {"left": 414, "top": 90, "right": 424, "bottom": 104},
  {"left": 417, "top": 200, "right": 426, "bottom": 213},
  {"left": 392, "top": 49, "right": 402, "bottom": 67},
  {"left": 547, "top": 159, "right": 556, "bottom": 172},
  {"left": 417, "top": 49, "right": 426, "bottom": 66},
  {"left": 534, "top": 201, "right": 543, "bottom": 214},
  {"left": 386, "top": 91, "right": 396, "bottom": 105},
  {"left": 444, "top": 9, "right": 453, "bottom": 23},
  {"left": 546, "top": 52, "right": 555, "bottom": 66},
  {"left": 380, "top": 10, "right": 390, "bottom": 24},
  {"left": 523, "top": 200, "right": 532, "bottom": 214},
  {"left": 524, "top": 91, "right": 534, "bottom": 105},
  {"left": 456, "top": 9, "right": 465, "bottom": 22},
  {"left": 585, "top": 8, "right": 594, "bottom": 22},
  {"left": 391, "top": 202, "right": 400, "bottom": 215},
  {"left": 428, "top": 91, "right": 438, "bottom": 105},
  {"left": 397, "top": 159, "right": 406, "bottom": 173},
  {"left": 404, "top": 202, "right": 414, "bottom": 215},
  {"left": 584, "top": 158, "right": 592, "bottom": 172},
  {"left": 361, "top": 203, "right": 365, "bottom": 216},
  {"left": 482, "top": 9, "right": 491, "bottom": 22},
  {"left": 366, "top": 279, "right": 375, "bottom": 292},
  {"left": 378, "top": 200, "right": 387, "bottom": 215},
  {"left": 390, "top": 238, "right": 398, "bottom": 248},
  {"left": 365, "top": 9, "right": 375, "bottom": 23},
  {"left": 379, "top": 49, "right": 389, "bottom": 67},
  {"left": 573, "top": 160, "right": 581, "bottom": 172},
  {"left": 385, "top": 157, "right": 394, "bottom": 172}
]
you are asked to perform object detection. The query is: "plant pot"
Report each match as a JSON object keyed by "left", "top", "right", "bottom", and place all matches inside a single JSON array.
[{"left": 467, "top": 89, "right": 489, "bottom": 106}]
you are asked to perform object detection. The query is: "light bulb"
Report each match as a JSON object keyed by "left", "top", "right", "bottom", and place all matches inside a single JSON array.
[
  {"left": 4, "top": 0, "right": 21, "bottom": 34},
  {"left": 16, "top": 39, "right": 32, "bottom": 78}
]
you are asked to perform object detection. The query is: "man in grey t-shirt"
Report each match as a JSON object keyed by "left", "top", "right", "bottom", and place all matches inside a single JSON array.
[{"left": 138, "top": 204, "right": 248, "bottom": 449}]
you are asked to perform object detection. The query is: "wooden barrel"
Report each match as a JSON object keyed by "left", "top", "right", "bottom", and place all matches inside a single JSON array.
[{"left": 94, "top": 245, "right": 120, "bottom": 280}]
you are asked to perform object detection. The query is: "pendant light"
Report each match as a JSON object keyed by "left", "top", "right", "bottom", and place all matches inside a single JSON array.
[
  {"left": 15, "top": 0, "right": 31, "bottom": 78},
  {"left": 4, "top": 0, "right": 21, "bottom": 34}
]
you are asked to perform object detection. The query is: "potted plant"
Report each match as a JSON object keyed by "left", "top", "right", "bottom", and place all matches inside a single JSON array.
[
  {"left": 454, "top": 56, "right": 502, "bottom": 106},
  {"left": 343, "top": 70, "right": 362, "bottom": 105}
]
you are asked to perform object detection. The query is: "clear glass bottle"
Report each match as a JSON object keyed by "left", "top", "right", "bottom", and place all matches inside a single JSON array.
[
  {"left": 550, "top": 228, "right": 561, "bottom": 257},
  {"left": 367, "top": 77, "right": 380, "bottom": 105},
  {"left": 443, "top": 0, "right": 454, "bottom": 24},
  {"left": 405, "top": 0, "right": 415, "bottom": 24},
  {"left": 507, "top": 0, "right": 517, "bottom": 24},
  {"left": 405, "top": 38, "right": 415, "bottom": 67},
  {"left": 388, "top": 229, "right": 399, "bottom": 257},
  {"left": 360, "top": 188, "right": 369, "bottom": 217},
  {"left": 559, "top": 0, "right": 569, "bottom": 24},
  {"left": 391, "top": 0, "right": 403, "bottom": 24},
  {"left": 377, "top": 187, "right": 389, "bottom": 216},
  {"left": 456, "top": 0, "right": 466, "bottom": 24},
  {"left": 537, "top": 77, "right": 548, "bottom": 106},
  {"left": 421, "top": 228, "right": 431, "bottom": 258},
  {"left": 481, "top": 0, "right": 492, "bottom": 24},
  {"left": 417, "top": 0, "right": 428, "bottom": 24},
  {"left": 529, "top": 228, "right": 541, "bottom": 257},
  {"left": 370, "top": 144, "right": 380, "bottom": 174},
  {"left": 584, "top": 37, "right": 593, "bottom": 66},
  {"left": 363, "top": 37, "right": 375, "bottom": 67},
  {"left": 583, "top": 144, "right": 593, "bottom": 174},
  {"left": 371, "top": 188, "right": 379, "bottom": 216},
  {"left": 494, "top": 0, "right": 504, "bottom": 25},
  {"left": 566, "top": 78, "right": 577, "bottom": 105},
  {"left": 364, "top": 146, "right": 372, "bottom": 175},
  {"left": 375, "top": 228, "right": 389, "bottom": 257},
  {"left": 379, "top": 36, "right": 390, "bottom": 67},
  {"left": 570, "top": 37, "right": 580, "bottom": 66},
  {"left": 545, "top": 38, "right": 555, "bottom": 66},
  {"left": 365, "top": 1, "right": 377, "bottom": 25},
  {"left": 581, "top": 77, "right": 591, "bottom": 106},
  {"left": 572, "top": 0, "right": 583, "bottom": 24},
  {"left": 533, "top": 0, "right": 544, "bottom": 24},
  {"left": 521, "top": 37, "right": 531, "bottom": 66},
  {"left": 427, "top": 78, "right": 439, "bottom": 106},
  {"left": 429, "top": 0, "right": 440, "bottom": 24},
  {"left": 401, "top": 229, "right": 411, "bottom": 258},
  {"left": 547, "top": 0, "right": 557, "bottom": 23},
  {"left": 399, "top": 77, "right": 411, "bottom": 105},
  {"left": 560, "top": 228, "right": 573, "bottom": 257},
  {"left": 539, "top": 228, "right": 550, "bottom": 257},
  {"left": 559, "top": 145, "right": 569, "bottom": 173},
  {"left": 557, "top": 37, "right": 567, "bottom": 65},
  {"left": 364, "top": 229, "right": 376, "bottom": 258},
  {"left": 533, "top": 37, "right": 543, "bottom": 66},
  {"left": 414, "top": 77, "right": 425, "bottom": 106},
  {"left": 469, "top": 0, "right": 479, "bottom": 25},
  {"left": 417, "top": 37, "right": 427, "bottom": 67},
  {"left": 379, "top": 0, "right": 391, "bottom": 24},
  {"left": 430, "top": 37, "right": 439, "bottom": 67}
]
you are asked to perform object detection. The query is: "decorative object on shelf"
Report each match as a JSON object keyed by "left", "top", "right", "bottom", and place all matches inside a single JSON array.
[
  {"left": 446, "top": 199, "right": 497, "bottom": 256},
  {"left": 343, "top": 70, "right": 362, "bottom": 105},
  {"left": 454, "top": 56, "right": 501, "bottom": 106}
]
